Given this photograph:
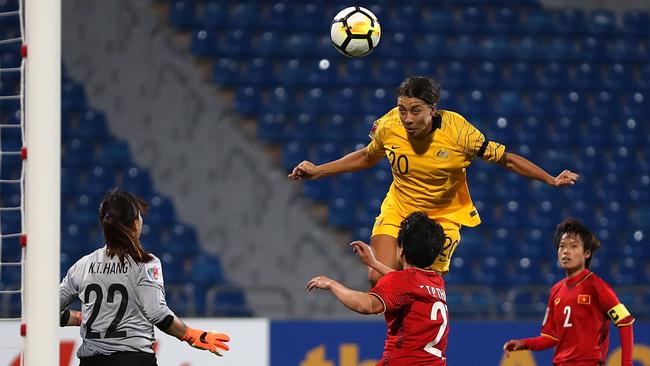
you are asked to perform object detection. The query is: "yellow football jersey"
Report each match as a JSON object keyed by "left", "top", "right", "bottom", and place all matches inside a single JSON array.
[{"left": 366, "top": 108, "right": 506, "bottom": 227}]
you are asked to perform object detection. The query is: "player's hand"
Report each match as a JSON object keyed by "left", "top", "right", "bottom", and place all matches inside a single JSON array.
[
  {"left": 288, "top": 160, "right": 321, "bottom": 180},
  {"left": 182, "top": 327, "right": 230, "bottom": 356},
  {"left": 502, "top": 339, "right": 526, "bottom": 358},
  {"left": 350, "top": 241, "right": 376, "bottom": 267},
  {"left": 551, "top": 170, "right": 579, "bottom": 187},
  {"left": 306, "top": 275, "right": 334, "bottom": 291}
]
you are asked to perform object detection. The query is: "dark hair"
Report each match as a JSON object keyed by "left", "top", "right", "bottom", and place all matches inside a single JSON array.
[
  {"left": 396, "top": 76, "right": 441, "bottom": 107},
  {"left": 553, "top": 218, "right": 601, "bottom": 269},
  {"left": 397, "top": 212, "right": 446, "bottom": 269},
  {"left": 99, "top": 189, "right": 153, "bottom": 264}
]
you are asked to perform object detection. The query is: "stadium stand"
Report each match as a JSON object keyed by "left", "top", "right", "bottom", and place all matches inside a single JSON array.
[{"left": 161, "top": 0, "right": 650, "bottom": 319}]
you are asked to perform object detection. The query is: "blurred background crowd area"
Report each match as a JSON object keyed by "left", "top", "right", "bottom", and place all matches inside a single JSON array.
[{"left": 0, "top": 0, "right": 648, "bottom": 320}]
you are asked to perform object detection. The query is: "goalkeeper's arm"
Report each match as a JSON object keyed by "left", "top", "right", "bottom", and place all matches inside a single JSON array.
[
  {"left": 59, "top": 308, "right": 82, "bottom": 327},
  {"left": 156, "top": 315, "right": 230, "bottom": 356}
]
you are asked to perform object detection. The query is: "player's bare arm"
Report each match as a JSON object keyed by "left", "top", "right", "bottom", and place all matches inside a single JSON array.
[
  {"left": 306, "top": 275, "right": 384, "bottom": 314},
  {"left": 502, "top": 339, "right": 526, "bottom": 358},
  {"left": 288, "top": 147, "right": 382, "bottom": 180},
  {"left": 498, "top": 152, "right": 579, "bottom": 187},
  {"left": 351, "top": 241, "right": 395, "bottom": 276}
]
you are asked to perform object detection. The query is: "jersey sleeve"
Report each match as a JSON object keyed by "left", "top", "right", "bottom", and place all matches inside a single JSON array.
[
  {"left": 454, "top": 114, "right": 506, "bottom": 163},
  {"left": 368, "top": 271, "right": 413, "bottom": 313},
  {"left": 540, "top": 288, "right": 559, "bottom": 340},
  {"left": 59, "top": 261, "right": 80, "bottom": 310},
  {"left": 366, "top": 114, "right": 389, "bottom": 159},
  {"left": 136, "top": 257, "right": 174, "bottom": 324},
  {"left": 593, "top": 277, "right": 635, "bottom": 327}
]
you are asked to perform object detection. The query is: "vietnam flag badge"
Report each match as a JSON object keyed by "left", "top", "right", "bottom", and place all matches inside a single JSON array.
[{"left": 577, "top": 294, "right": 591, "bottom": 304}]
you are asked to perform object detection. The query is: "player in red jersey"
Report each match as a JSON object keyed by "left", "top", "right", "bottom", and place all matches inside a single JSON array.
[
  {"left": 503, "top": 218, "right": 635, "bottom": 366},
  {"left": 307, "top": 211, "right": 449, "bottom": 366}
]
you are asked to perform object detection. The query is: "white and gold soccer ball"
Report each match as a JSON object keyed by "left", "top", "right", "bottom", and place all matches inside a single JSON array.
[{"left": 330, "top": 6, "right": 381, "bottom": 58}]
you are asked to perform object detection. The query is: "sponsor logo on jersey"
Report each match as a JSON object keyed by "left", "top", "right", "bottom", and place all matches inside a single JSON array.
[
  {"left": 436, "top": 149, "right": 449, "bottom": 159},
  {"left": 554, "top": 298, "right": 561, "bottom": 305},
  {"left": 148, "top": 265, "right": 160, "bottom": 281},
  {"left": 577, "top": 294, "right": 591, "bottom": 304}
]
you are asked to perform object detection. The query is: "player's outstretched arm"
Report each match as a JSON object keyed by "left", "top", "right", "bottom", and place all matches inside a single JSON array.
[
  {"left": 306, "top": 275, "right": 384, "bottom": 315},
  {"left": 618, "top": 324, "right": 634, "bottom": 366},
  {"left": 503, "top": 335, "right": 558, "bottom": 357},
  {"left": 160, "top": 316, "right": 230, "bottom": 357},
  {"left": 288, "top": 148, "right": 382, "bottom": 180},
  {"left": 498, "top": 152, "right": 579, "bottom": 187},
  {"left": 351, "top": 241, "right": 395, "bottom": 277}
]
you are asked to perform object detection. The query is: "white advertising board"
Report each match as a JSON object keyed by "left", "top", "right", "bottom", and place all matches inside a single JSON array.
[{"left": 0, "top": 318, "right": 269, "bottom": 366}]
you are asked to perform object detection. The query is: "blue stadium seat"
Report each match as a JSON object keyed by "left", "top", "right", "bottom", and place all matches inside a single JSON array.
[
  {"left": 284, "top": 33, "right": 318, "bottom": 58},
  {"left": 507, "top": 62, "right": 535, "bottom": 90},
  {"left": 160, "top": 252, "right": 186, "bottom": 284},
  {"left": 377, "top": 33, "right": 411, "bottom": 59},
  {"left": 442, "top": 62, "right": 468, "bottom": 90},
  {"left": 62, "top": 81, "right": 88, "bottom": 112},
  {"left": 376, "top": 59, "right": 405, "bottom": 86},
  {"left": 265, "top": 2, "right": 289, "bottom": 30},
  {"left": 240, "top": 57, "right": 274, "bottom": 87},
  {"left": 302, "top": 88, "right": 327, "bottom": 114},
  {"left": 191, "top": 29, "right": 217, "bottom": 57},
  {"left": 225, "top": 3, "right": 258, "bottom": 29},
  {"left": 451, "top": 35, "right": 479, "bottom": 60},
  {"left": 579, "top": 36, "right": 607, "bottom": 63},
  {"left": 364, "top": 88, "right": 390, "bottom": 116},
  {"left": 282, "top": 141, "right": 309, "bottom": 171},
  {"left": 216, "top": 29, "right": 250, "bottom": 58},
  {"left": 475, "top": 62, "right": 501, "bottom": 90},
  {"left": 555, "top": 8, "right": 586, "bottom": 35},
  {"left": 63, "top": 138, "right": 95, "bottom": 168},
  {"left": 121, "top": 166, "right": 153, "bottom": 198},
  {"left": 85, "top": 165, "right": 117, "bottom": 197},
  {"left": 494, "top": 92, "right": 525, "bottom": 118},
  {"left": 623, "top": 10, "right": 650, "bottom": 37},
  {"left": 305, "top": 58, "right": 338, "bottom": 86},
  {"left": 293, "top": 3, "right": 326, "bottom": 31},
  {"left": 169, "top": 0, "right": 194, "bottom": 30},
  {"left": 332, "top": 172, "right": 363, "bottom": 199},
  {"left": 525, "top": 9, "right": 554, "bottom": 35},
  {"left": 321, "top": 114, "right": 349, "bottom": 143},
  {"left": 290, "top": 113, "right": 320, "bottom": 142},
  {"left": 345, "top": 59, "right": 373, "bottom": 86},
  {"left": 538, "top": 62, "right": 568, "bottom": 90},
  {"left": 148, "top": 194, "right": 177, "bottom": 226},
  {"left": 278, "top": 59, "right": 307, "bottom": 87},
  {"left": 460, "top": 7, "right": 487, "bottom": 34},
  {"left": 198, "top": 1, "right": 227, "bottom": 29},
  {"left": 512, "top": 37, "right": 544, "bottom": 62},
  {"left": 256, "top": 31, "right": 282, "bottom": 57},
  {"left": 96, "top": 140, "right": 131, "bottom": 168},
  {"left": 557, "top": 91, "right": 588, "bottom": 118},
  {"left": 211, "top": 288, "right": 253, "bottom": 317},
  {"left": 257, "top": 112, "right": 287, "bottom": 143},
  {"left": 421, "top": 9, "right": 455, "bottom": 34},
  {"left": 622, "top": 92, "right": 647, "bottom": 118},
  {"left": 491, "top": 7, "right": 520, "bottom": 34},
  {"left": 544, "top": 38, "right": 575, "bottom": 62},
  {"left": 414, "top": 33, "right": 451, "bottom": 60},
  {"left": 212, "top": 57, "right": 240, "bottom": 87},
  {"left": 610, "top": 38, "right": 644, "bottom": 63},
  {"left": 573, "top": 62, "right": 600, "bottom": 90},
  {"left": 364, "top": 168, "right": 392, "bottom": 200},
  {"left": 160, "top": 224, "right": 200, "bottom": 259},
  {"left": 330, "top": 88, "right": 359, "bottom": 118},
  {"left": 234, "top": 86, "right": 260, "bottom": 117},
  {"left": 328, "top": 196, "right": 356, "bottom": 229},
  {"left": 588, "top": 9, "right": 617, "bottom": 36}
]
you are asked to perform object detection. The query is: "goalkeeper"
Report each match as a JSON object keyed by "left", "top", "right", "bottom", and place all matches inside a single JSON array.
[{"left": 59, "top": 189, "right": 229, "bottom": 365}]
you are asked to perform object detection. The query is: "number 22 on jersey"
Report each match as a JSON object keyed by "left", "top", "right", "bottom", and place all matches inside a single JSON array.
[{"left": 423, "top": 301, "right": 448, "bottom": 359}]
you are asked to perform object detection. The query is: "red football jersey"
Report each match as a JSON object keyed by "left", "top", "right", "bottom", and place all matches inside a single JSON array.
[
  {"left": 540, "top": 269, "right": 635, "bottom": 365},
  {"left": 369, "top": 267, "right": 448, "bottom": 366}
]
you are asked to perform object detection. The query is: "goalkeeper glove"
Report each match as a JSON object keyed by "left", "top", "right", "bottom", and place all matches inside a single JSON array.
[{"left": 181, "top": 327, "right": 230, "bottom": 356}]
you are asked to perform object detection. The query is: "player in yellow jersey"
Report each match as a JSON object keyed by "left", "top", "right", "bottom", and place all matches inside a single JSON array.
[{"left": 289, "top": 76, "right": 579, "bottom": 284}]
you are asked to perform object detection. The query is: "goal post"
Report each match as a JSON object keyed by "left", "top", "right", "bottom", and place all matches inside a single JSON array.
[{"left": 23, "top": 0, "right": 61, "bottom": 364}]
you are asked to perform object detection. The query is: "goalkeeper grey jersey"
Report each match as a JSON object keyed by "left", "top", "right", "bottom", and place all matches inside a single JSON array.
[{"left": 60, "top": 247, "right": 174, "bottom": 357}]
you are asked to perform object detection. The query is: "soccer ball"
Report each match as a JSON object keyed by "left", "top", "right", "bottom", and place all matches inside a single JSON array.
[{"left": 330, "top": 6, "right": 381, "bottom": 58}]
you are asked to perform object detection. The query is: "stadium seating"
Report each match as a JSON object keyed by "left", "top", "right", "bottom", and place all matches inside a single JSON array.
[{"left": 158, "top": 0, "right": 650, "bottom": 319}]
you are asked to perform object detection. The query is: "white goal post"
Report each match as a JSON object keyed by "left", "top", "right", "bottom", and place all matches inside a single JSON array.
[{"left": 23, "top": 0, "right": 61, "bottom": 364}]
